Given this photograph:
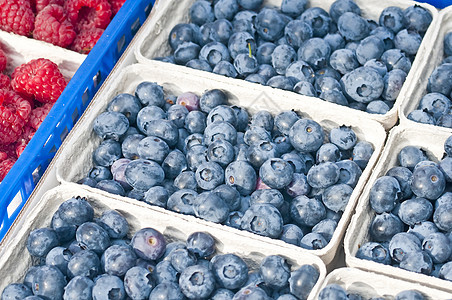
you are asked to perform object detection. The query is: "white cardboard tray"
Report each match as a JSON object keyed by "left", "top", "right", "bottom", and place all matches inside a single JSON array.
[
  {"left": 344, "top": 124, "right": 452, "bottom": 293},
  {"left": 399, "top": 5, "right": 452, "bottom": 134},
  {"left": 0, "top": 30, "right": 86, "bottom": 80},
  {"left": 0, "top": 182, "right": 327, "bottom": 299},
  {"left": 132, "top": 0, "right": 438, "bottom": 130},
  {"left": 53, "top": 62, "right": 386, "bottom": 267},
  {"left": 312, "top": 267, "right": 452, "bottom": 299}
]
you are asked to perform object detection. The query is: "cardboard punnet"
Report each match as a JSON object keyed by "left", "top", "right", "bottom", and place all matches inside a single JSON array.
[
  {"left": 133, "top": 0, "right": 438, "bottom": 130},
  {"left": 399, "top": 5, "right": 452, "bottom": 134},
  {"left": 0, "top": 183, "right": 327, "bottom": 299},
  {"left": 53, "top": 62, "right": 386, "bottom": 267},
  {"left": 344, "top": 124, "right": 452, "bottom": 293},
  {"left": 312, "top": 267, "right": 452, "bottom": 299}
]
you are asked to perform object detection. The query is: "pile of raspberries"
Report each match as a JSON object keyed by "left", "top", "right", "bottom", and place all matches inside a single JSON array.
[
  {"left": 0, "top": 0, "right": 126, "bottom": 54},
  {"left": 0, "top": 49, "right": 68, "bottom": 181}
]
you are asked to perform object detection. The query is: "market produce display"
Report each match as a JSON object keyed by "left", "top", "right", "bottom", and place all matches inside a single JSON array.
[
  {"left": 407, "top": 30, "right": 452, "bottom": 127},
  {"left": 0, "top": 196, "right": 321, "bottom": 300},
  {"left": 357, "top": 136, "right": 452, "bottom": 282},
  {"left": 0, "top": 0, "right": 126, "bottom": 54},
  {"left": 77, "top": 82, "right": 375, "bottom": 252},
  {"left": 153, "top": 0, "right": 433, "bottom": 114}
]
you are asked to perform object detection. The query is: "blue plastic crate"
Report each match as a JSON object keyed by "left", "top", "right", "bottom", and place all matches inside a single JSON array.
[
  {"left": 0, "top": 0, "right": 155, "bottom": 241},
  {"left": 419, "top": 0, "right": 451, "bottom": 8}
]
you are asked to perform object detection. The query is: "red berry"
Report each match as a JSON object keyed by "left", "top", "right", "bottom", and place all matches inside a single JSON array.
[
  {"left": 0, "top": 142, "right": 16, "bottom": 158},
  {"left": 71, "top": 27, "right": 104, "bottom": 54},
  {"left": 31, "top": 0, "right": 64, "bottom": 13},
  {"left": 0, "top": 0, "right": 35, "bottom": 37},
  {"left": 0, "top": 89, "right": 31, "bottom": 145},
  {"left": 0, "top": 74, "right": 11, "bottom": 90},
  {"left": 14, "top": 138, "right": 27, "bottom": 157},
  {"left": 11, "top": 58, "right": 67, "bottom": 103},
  {"left": 109, "top": 0, "right": 126, "bottom": 16},
  {"left": 0, "top": 156, "right": 16, "bottom": 181},
  {"left": 33, "top": 4, "right": 76, "bottom": 48},
  {"left": 64, "top": 0, "right": 112, "bottom": 33},
  {"left": 0, "top": 48, "right": 6, "bottom": 73},
  {"left": 28, "top": 103, "right": 53, "bottom": 130}
]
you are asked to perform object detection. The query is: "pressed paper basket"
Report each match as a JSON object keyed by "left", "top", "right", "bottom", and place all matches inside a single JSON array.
[
  {"left": 53, "top": 61, "right": 387, "bottom": 267},
  {"left": 344, "top": 124, "right": 452, "bottom": 293},
  {"left": 0, "top": 0, "right": 156, "bottom": 242},
  {"left": 0, "top": 182, "right": 327, "bottom": 300},
  {"left": 134, "top": 0, "right": 438, "bottom": 131}
]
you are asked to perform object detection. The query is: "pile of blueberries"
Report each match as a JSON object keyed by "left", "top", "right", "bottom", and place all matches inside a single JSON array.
[
  {"left": 407, "top": 31, "right": 452, "bottom": 128},
  {"left": 1, "top": 196, "right": 321, "bottom": 300},
  {"left": 154, "top": 0, "right": 433, "bottom": 114},
  {"left": 357, "top": 137, "right": 452, "bottom": 282},
  {"left": 79, "top": 82, "right": 375, "bottom": 251},
  {"left": 318, "top": 284, "right": 429, "bottom": 300}
]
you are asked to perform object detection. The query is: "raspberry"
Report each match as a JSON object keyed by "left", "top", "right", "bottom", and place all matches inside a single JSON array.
[
  {"left": 28, "top": 103, "right": 53, "bottom": 130},
  {"left": 11, "top": 58, "right": 67, "bottom": 103},
  {"left": 0, "top": 89, "right": 31, "bottom": 145},
  {"left": 0, "top": 74, "right": 11, "bottom": 90},
  {"left": 64, "top": 0, "right": 112, "bottom": 33},
  {"left": 33, "top": 4, "right": 77, "bottom": 48},
  {"left": 0, "top": 0, "right": 35, "bottom": 37},
  {"left": 71, "top": 27, "right": 104, "bottom": 54},
  {"left": 0, "top": 142, "right": 16, "bottom": 158},
  {"left": 0, "top": 156, "right": 16, "bottom": 181},
  {"left": 31, "top": 0, "right": 64, "bottom": 13},
  {"left": 109, "top": 0, "right": 126, "bottom": 16},
  {"left": 15, "top": 138, "right": 27, "bottom": 157},
  {"left": 0, "top": 48, "right": 6, "bottom": 73}
]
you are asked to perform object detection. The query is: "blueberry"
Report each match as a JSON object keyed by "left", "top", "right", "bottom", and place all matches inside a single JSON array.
[
  {"left": 143, "top": 186, "right": 169, "bottom": 208},
  {"left": 150, "top": 281, "right": 185, "bottom": 299},
  {"left": 270, "top": 44, "right": 297, "bottom": 75},
  {"left": 369, "top": 175, "right": 402, "bottom": 214},
  {"left": 186, "top": 231, "right": 216, "bottom": 259},
  {"left": 228, "top": 31, "right": 256, "bottom": 60},
  {"left": 407, "top": 110, "right": 436, "bottom": 125},
  {"left": 179, "top": 264, "right": 216, "bottom": 299},
  {"left": 250, "top": 189, "right": 284, "bottom": 210},
  {"left": 398, "top": 197, "right": 433, "bottom": 226},
  {"left": 93, "top": 111, "right": 129, "bottom": 141},
  {"left": 214, "top": 61, "right": 239, "bottom": 77},
  {"left": 27, "top": 227, "right": 59, "bottom": 258},
  {"left": 288, "top": 264, "right": 319, "bottom": 300},
  {"left": 379, "top": 6, "right": 406, "bottom": 34},
  {"left": 214, "top": 0, "right": 239, "bottom": 20},
  {"left": 256, "top": 64, "right": 278, "bottom": 81},
  {"left": 318, "top": 284, "right": 347, "bottom": 300},
  {"left": 293, "top": 81, "right": 316, "bottom": 96},
  {"left": 311, "top": 219, "right": 337, "bottom": 242},
  {"left": 204, "top": 121, "right": 237, "bottom": 146},
  {"left": 341, "top": 66, "right": 384, "bottom": 103},
  {"left": 76, "top": 222, "right": 110, "bottom": 254},
  {"left": 394, "top": 29, "right": 422, "bottom": 56},
  {"left": 299, "top": 7, "right": 331, "bottom": 38},
  {"left": 255, "top": 8, "right": 286, "bottom": 41},
  {"left": 267, "top": 75, "right": 296, "bottom": 90},
  {"left": 382, "top": 69, "right": 407, "bottom": 101},
  {"left": 356, "top": 241, "right": 392, "bottom": 265},
  {"left": 395, "top": 290, "right": 426, "bottom": 300},
  {"left": 286, "top": 173, "right": 311, "bottom": 197},
  {"left": 259, "top": 158, "right": 294, "bottom": 189},
  {"left": 124, "top": 159, "right": 164, "bottom": 191},
  {"left": 306, "top": 162, "right": 340, "bottom": 189},
  {"left": 193, "top": 191, "right": 230, "bottom": 223},
  {"left": 92, "top": 274, "right": 126, "bottom": 300},
  {"left": 289, "top": 118, "right": 325, "bottom": 153},
  {"left": 200, "top": 41, "right": 231, "bottom": 67},
  {"left": 284, "top": 20, "right": 312, "bottom": 50},
  {"left": 439, "top": 262, "right": 452, "bottom": 281},
  {"left": 397, "top": 146, "right": 427, "bottom": 170},
  {"left": 281, "top": 0, "right": 307, "bottom": 18},
  {"left": 418, "top": 92, "right": 451, "bottom": 120},
  {"left": 280, "top": 224, "right": 305, "bottom": 246},
  {"left": 186, "top": 58, "right": 213, "bottom": 71},
  {"left": 298, "top": 38, "right": 331, "bottom": 70},
  {"left": 106, "top": 93, "right": 142, "bottom": 125},
  {"left": 212, "top": 253, "right": 248, "bottom": 289},
  {"left": 211, "top": 288, "right": 235, "bottom": 300},
  {"left": 404, "top": 5, "right": 432, "bottom": 34},
  {"left": 241, "top": 203, "right": 283, "bottom": 238},
  {"left": 300, "top": 232, "right": 328, "bottom": 250},
  {"left": 207, "top": 105, "right": 237, "bottom": 127},
  {"left": 162, "top": 149, "right": 188, "bottom": 179},
  {"left": 168, "top": 23, "right": 200, "bottom": 51},
  {"left": 322, "top": 183, "right": 353, "bottom": 213},
  {"left": 185, "top": 110, "right": 207, "bottom": 134},
  {"left": 365, "top": 59, "right": 388, "bottom": 77},
  {"left": 256, "top": 42, "right": 276, "bottom": 65},
  {"left": 1, "top": 283, "right": 32, "bottom": 299},
  {"left": 93, "top": 139, "right": 122, "bottom": 167},
  {"left": 389, "top": 232, "right": 422, "bottom": 263},
  {"left": 370, "top": 26, "right": 395, "bottom": 51},
  {"left": 290, "top": 195, "right": 326, "bottom": 227},
  {"left": 422, "top": 232, "right": 451, "bottom": 264},
  {"left": 329, "top": 0, "right": 361, "bottom": 23},
  {"left": 329, "top": 126, "right": 357, "bottom": 151},
  {"left": 336, "top": 159, "right": 362, "bottom": 188},
  {"left": 51, "top": 210, "right": 76, "bottom": 243},
  {"left": 131, "top": 227, "right": 166, "bottom": 261},
  {"left": 232, "top": 10, "right": 257, "bottom": 35},
  {"left": 433, "top": 203, "right": 452, "bottom": 232},
  {"left": 64, "top": 276, "right": 94, "bottom": 300},
  {"left": 337, "top": 12, "right": 370, "bottom": 41},
  {"left": 101, "top": 245, "right": 136, "bottom": 277},
  {"left": 286, "top": 61, "right": 315, "bottom": 83},
  {"left": 135, "top": 81, "right": 165, "bottom": 107},
  {"left": 225, "top": 160, "right": 257, "bottom": 195},
  {"left": 369, "top": 212, "right": 404, "bottom": 242},
  {"left": 233, "top": 286, "right": 271, "bottom": 300},
  {"left": 381, "top": 49, "right": 412, "bottom": 73},
  {"left": 355, "top": 35, "right": 385, "bottom": 65},
  {"left": 329, "top": 49, "right": 359, "bottom": 75},
  {"left": 67, "top": 250, "right": 101, "bottom": 279},
  {"left": 407, "top": 221, "right": 439, "bottom": 242},
  {"left": 174, "top": 42, "right": 201, "bottom": 65},
  {"left": 399, "top": 251, "right": 433, "bottom": 275},
  {"left": 32, "top": 265, "right": 67, "bottom": 300},
  {"left": 234, "top": 54, "right": 259, "bottom": 77},
  {"left": 411, "top": 165, "right": 445, "bottom": 200},
  {"left": 190, "top": 0, "right": 214, "bottom": 26},
  {"left": 45, "top": 246, "right": 72, "bottom": 276},
  {"left": 123, "top": 266, "right": 154, "bottom": 300}
]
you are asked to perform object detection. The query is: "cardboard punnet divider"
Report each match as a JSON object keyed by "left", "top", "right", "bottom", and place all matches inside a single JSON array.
[
  {"left": 0, "top": 182, "right": 327, "bottom": 299},
  {"left": 399, "top": 5, "right": 452, "bottom": 134},
  {"left": 312, "top": 267, "right": 452, "bottom": 299},
  {"left": 344, "top": 124, "right": 452, "bottom": 293},
  {"left": 132, "top": 0, "right": 439, "bottom": 131},
  {"left": 53, "top": 61, "right": 387, "bottom": 268}
]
